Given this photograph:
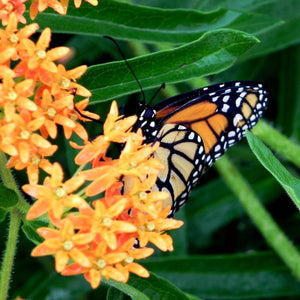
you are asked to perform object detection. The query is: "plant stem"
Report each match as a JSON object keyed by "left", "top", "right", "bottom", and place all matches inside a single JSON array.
[
  {"left": 0, "top": 151, "right": 29, "bottom": 299},
  {"left": 0, "top": 151, "right": 30, "bottom": 214},
  {"left": 215, "top": 155, "right": 300, "bottom": 280},
  {"left": 252, "top": 120, "right": 300, "bottom": 168},
  {"left": 0, "top": 208, "right": 22, "bottom": 300}
]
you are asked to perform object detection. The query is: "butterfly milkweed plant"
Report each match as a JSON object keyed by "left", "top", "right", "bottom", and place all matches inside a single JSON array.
[{"left": 1, "top": 1, "right": 300, "bottom": 299}]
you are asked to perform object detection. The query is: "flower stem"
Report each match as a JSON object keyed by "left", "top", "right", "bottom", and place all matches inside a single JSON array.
[
  {"left": 0, "top": 208, "right": 22, "bottom": 300},
  {"left": 215, "top": 155, "right": 300, "bottom": 280},
  {"left": 252, "top": 120, "right": 300, "bottom": 168}
]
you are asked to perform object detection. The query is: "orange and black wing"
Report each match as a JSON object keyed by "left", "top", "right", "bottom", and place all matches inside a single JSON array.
[{"left": 136, "top": 81, "right": 268, "bottom": 216}]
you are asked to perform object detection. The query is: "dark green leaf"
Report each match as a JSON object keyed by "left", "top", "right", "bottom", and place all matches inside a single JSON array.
[
  {"left": 107, "top": 287, "right": 126, "bottom": 300},
  {"left": 0, "top": 184, "right": 18, "bottom": 209},
  {"left": 0, "top": 208, "right": 7, "bottom": 223},
  {"left": 80, "top": 29, "right": 258, "bottom": 103},
  {"left": 28, "top": 0, "right": 280, "bottom": 43},
  {"left": 246, "top": 131, "right": 300, "bottom": 211},
  {"left": 240, "top": 0, "right": 300, "bottom": 60},
  {"left": 197, "top": 0, "right": 277, "bottom": 12},
  {"left": 143, "top": 252, "right": 300, "bottom": 299},
  {"left": 277, "top": 45, "right": 300, "bottom": 139},
  {"left": 186, "top": 168, "right": 280, "bottom": 248},
  {"left": 103, "top": 278, "right": 150, "bottom": 300},
  {"left": 19, "top": 270, "right": 92, "bottom": 300},
  {"left": 22, "top": 219, "right": 49, "bottom": 245},
  {"left": 104, "top": 272, "right": 191, "bottom": 300}
]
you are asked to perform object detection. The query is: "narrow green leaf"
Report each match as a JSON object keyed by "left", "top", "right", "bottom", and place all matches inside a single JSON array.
[
  {"left": 80, "top": 29, "right": 258, "bottom": 103},
  {"left": 103, "top": 278, "right": 150, "bottom": 300},
  {"left": 143, "top": 252, "right": 300, "bottom": 299},
  {"left": 106, "top": 287, "right": 126, "bottom": 300},
  {"left": 0, "top": 184, "right": 18, "bottom": 209},
  {"left": 104, "top": 272, "right": 191, "bottom": 300},
  {"left": 28, "top": 0, "right": 280, "bottom": 43},
  {"left": 252, "top": 120, "right": 300, "bottom": 169},
  {"left": 246, "top": 131, "right": 300, "bottom": 211}
]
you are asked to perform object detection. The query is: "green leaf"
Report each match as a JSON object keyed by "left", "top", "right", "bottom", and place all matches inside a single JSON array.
[
  {"left": 103, "top": 278, "right": 150, "bottom": 300},
  {"left": 196, "top": 0, "right": 277, "bottom": 12},
  {"left": 186, "top": 167, "right": 280, "bottom": 248},
  {"left": 80, "top": 29, "right": 258, "bottom": 103},
  {"left": 0, "top": 208, "right": 7, "bottom": 223},
  {"left": 22, "top": 219, "right": 49, "bottom": 245},
  {"left": 28, "top": 0, "right": 280, "bottom": 43},
  {"left": 104, "top": 272, "right": 191, "bottom": 300},
  {"left": 246, "top": 131, "right": 300, "bottom": 211},
  {"left": 107, "top": 287, "right": 125, "bottom": 300},
  {"left": 19, "top": 270, "right": 92, "bottom": 300},
  {"left": 277, "top": 45, "right": 300, "bottom": 140},
  {"left": 0, "top": 184, "right": 18, "bottom": 209},
  {"left": 240, "top": 0, "right": 300, "bottom": 60},
  {"left": 143, "top": 252, "right": 300, "bottom": 299}
]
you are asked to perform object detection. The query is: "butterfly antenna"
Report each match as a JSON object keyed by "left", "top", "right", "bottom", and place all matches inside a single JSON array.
[
  {"left": 103, "top": 36, "right": 146, "bottom": 104},
  {"left": 149, "top": 83, "right": 165, "bottom": 105}
]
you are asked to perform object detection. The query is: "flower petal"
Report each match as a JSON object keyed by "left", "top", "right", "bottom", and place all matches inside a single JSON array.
[
  {"left": 55, "top": 250, "right": 69, "bottom": 272},
  {"left": 70, "top": 247, "right": 91, "bottom": 268}
]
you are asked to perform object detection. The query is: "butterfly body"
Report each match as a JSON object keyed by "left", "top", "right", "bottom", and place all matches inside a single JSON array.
[{"left": 133, "top": 81, "right": 268, "bottom": 217}]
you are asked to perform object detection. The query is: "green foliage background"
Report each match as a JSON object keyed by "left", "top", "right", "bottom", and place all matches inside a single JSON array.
[{"left": 2, "top": 0, "right": 300, "bottom": 299}]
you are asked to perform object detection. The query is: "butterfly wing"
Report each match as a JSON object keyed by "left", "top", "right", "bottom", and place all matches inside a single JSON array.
[{"left": 137, "top": 81, "right": 268, "bottom": 216}]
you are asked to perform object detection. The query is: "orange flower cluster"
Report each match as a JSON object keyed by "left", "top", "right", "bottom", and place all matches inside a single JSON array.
[
  {"left": 0, "top": 13, "right": 98, "bottom": 184},
  {"left": 23, "top": 101, "right": 183, "bottom": 288},
  {"left": 0, "top": 0, "right": 98, "bottom": 25}
]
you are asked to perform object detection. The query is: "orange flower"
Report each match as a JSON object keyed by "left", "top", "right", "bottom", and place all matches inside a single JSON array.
[
  {"left": 0, "top": 0, "right": 27, "bottom": 26},
  {"left": 22, "top": 97, "right": 184, "bottom": 288},
  {"left": 62, "top": 241, "right": 126, "bottom": 289},
  {"left": 72, "top": 0, "right": 98, "bottom": 9},
  {"left": 0, "top": 22, "right": 93, "bottom": 184},
  {"left": 0, "top": 75, "right": 36, "bottom": 122},
  {"left": 124, "top": 177, "right": 170, "bottom": 218},
  {"left": 115, "top": 238, "right": 153, "bottom": 282},
  {"left": 14, "top": 28, "right": 70, "bottom": 84},
  {"left": 29, "top": 0, "right": 64, "bottom": 20},
  {"left": 82, "top": 136, "right": 163, "bottom": 196},
  {"left": 74, "top": 101, "right": 141, "bottom": 166},
  {"left": 7, "top": 144, "right": 57, "bottom": 184},
  {"left": 32, "top": 88, "right": 86, "bottom": 140},
  {"left": 0, "top": 113, "right": 52, "bottom": 164},
  {"left": 29, "top": 0, "right": 98, "bottom": 19},
  {"left": 131, "top": 206, "right": 184, "bottom": 251},
  {"left": 32, "top": 219, "right": 94, "bottom": 272},
  {"left": 70, "top": 199, "right": 137, "bottom": 250},
  {"left": 0, "top": 13, "right": 39, "bottom": 61},
  {"left": 103, "top": 100, "right": 138, "bottom": 143},
  {"left": 23, "top": 162, "right": 87, "bottom": 222},
  {"left": 51, "top": 64, "right": 91, "bottom": 98}
]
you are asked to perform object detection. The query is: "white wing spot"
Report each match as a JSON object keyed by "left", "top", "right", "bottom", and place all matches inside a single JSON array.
[
  {"left": 188, "top": 132, "right": 195, "bottom": 140},
  {"left": 222, "top": 104, "right": 230, "bottom": 113},
  {"left": 223, "top": 95, "right": 230, "bottom": 102},
  {"left": 236, "top": 97, "right": 243, "bottom": 107},
  {"left": 233, "top": 114, "right": 244, "bottom": 126}
]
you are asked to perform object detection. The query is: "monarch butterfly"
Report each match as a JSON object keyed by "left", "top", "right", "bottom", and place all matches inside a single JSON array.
[{"left": 130, "top": 81, "right": 268, "bottom": 217}]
